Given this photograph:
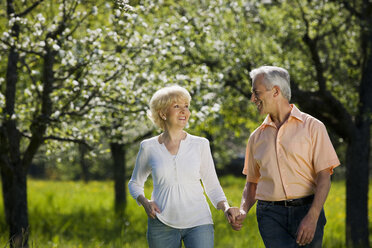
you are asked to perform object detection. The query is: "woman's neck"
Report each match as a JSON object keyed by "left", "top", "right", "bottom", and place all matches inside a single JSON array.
[{"left": 160, "top": 129, "right": 186, "bottom": 144}]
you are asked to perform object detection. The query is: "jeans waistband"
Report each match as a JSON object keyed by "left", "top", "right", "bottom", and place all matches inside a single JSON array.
[{"left": 258, "top": 195, "right": 314, "bottom": 207}]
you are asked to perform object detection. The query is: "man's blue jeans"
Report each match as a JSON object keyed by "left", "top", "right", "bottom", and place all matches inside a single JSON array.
[
  {"left": 256, "top": 201, "right": 327, "bottom": 248},
  {"left": 147, "top": 217, "right": 214, "bottom": 248}
]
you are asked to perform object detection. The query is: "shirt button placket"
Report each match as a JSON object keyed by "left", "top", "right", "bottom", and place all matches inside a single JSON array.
[
  {"left": 173, "top": 156, "right": 178, "bottom": 182},
  {"left": 277, "top": 129, "right": 288, "bottom": 198}
]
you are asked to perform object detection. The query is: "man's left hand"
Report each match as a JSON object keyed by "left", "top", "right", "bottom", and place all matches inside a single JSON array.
[{"left": 296, "top": 212, "right": 318, "bottom": 246}]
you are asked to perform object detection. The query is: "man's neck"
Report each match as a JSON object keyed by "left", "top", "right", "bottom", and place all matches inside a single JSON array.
[{"left": 270, "top": 102, "right": 292, "bottom": 129}]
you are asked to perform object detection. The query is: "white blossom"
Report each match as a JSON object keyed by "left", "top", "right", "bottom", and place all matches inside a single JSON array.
[
  {"left": 92, "top": 6, "right": 98, "bottom": 15},
  {"left": 52, "top": 44, "right": 60, "bottom": 51},
  {"left": 36, "top": 13, "right": 46, "bottom": 23},
  {"left": 37, "top": 84, "right": 43, "bottom": 92},
  {"left": 24, "top": 89, "right": 32, "bottom": 96},
  {"left": 154, "top": 38, "right": 161, "bottom": 45},
  {"left": 211, "top": 103, "right": 220, "bottom": 112}
]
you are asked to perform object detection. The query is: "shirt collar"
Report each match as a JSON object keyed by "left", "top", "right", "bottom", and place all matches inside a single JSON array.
[
  {"left": 289, "top": 104, "right": 304, "bottom": 122},
  {"left": 259, "top": 104, "right": 304, "bottom": 130}
]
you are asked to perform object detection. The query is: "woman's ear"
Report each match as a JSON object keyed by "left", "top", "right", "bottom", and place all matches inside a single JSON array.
[{"left": 159, "top": 112, "right": 166, "bottom": 120}]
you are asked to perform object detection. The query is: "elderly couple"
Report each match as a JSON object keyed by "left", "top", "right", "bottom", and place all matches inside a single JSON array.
[{"left": 128, "top": 66, "right": 340, "bottom": 248}]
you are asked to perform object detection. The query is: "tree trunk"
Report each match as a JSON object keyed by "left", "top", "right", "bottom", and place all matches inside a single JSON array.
[
  {"left": 79, "top": 144, "right": 90, "bottom": 183},
  {"left": 110, "top": 143, "right": 126, "bottom": 215},
  {"left": 1, "top": 1, "right": 30, "bottom": 245},
  {"left": 0, "top": 23, "right": 55, "bottom": 248},
  {"left": 345, "top": 10, "right": 372, "bottom": 245},
  {"left": 346, "top": 126, "right": 370, "bottom": 248},
  {"left": 1, "top": 165, "right": 29, "bottom": 248}
]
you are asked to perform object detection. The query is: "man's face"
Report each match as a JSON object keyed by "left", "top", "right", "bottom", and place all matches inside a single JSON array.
[{"left": 250, "top": 75, "right": 273, "bottom": 115}]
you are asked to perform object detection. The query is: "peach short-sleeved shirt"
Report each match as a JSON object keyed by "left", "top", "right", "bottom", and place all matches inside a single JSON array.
[{"left": 243, "top": 105, "right": 340, "bottom": 201}]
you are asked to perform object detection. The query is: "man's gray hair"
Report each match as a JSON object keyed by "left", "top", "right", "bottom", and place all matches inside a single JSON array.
[{"left": 249, "top": 66, "right": 291, "bottom": 101}]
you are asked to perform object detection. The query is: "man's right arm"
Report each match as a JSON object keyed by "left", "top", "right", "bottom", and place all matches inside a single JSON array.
[{"left": 231, "top": 180, "right": 257, "bottom": 231}]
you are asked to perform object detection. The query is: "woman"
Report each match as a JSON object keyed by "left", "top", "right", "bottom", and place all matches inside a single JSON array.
[{"left": 128, "top": 85, "right": 237, "bottom": 248}]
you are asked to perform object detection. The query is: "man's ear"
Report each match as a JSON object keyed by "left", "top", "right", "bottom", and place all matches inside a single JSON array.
[{"left": 273, "top": 86, "right": 280, "bottom": 97}]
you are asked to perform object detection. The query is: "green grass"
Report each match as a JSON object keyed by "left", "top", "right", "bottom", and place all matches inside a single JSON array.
[{"left": 0, "top": 176, "right": 370, "bottom": 247}]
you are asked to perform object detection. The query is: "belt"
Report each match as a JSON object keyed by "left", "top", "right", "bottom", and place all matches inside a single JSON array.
[{"left": 258, "top": 195, "right": 314, "bottom": 207}]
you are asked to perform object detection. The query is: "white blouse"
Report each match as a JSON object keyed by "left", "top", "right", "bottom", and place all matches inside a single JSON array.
[{"left": 128, "top": 133, "right": 227, "bottom": 228}]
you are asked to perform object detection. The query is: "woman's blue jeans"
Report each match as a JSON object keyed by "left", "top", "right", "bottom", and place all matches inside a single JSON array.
[
  {"left": 147, "top": 217, "right": 214, "bottom": 248},
  {"left": 256, "top": 201, "right": 327, "bottom": 248}
]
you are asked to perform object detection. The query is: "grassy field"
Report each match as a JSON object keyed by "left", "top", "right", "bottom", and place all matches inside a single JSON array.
[{"left": 0, "top": 176, "right": 370, "bottom": 247}]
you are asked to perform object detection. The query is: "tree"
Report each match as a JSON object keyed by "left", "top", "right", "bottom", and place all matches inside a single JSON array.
[{"left": 0, "top": 0, "right": 113, "bottom": 246}]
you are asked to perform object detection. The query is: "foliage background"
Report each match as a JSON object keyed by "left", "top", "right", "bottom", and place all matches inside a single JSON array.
[{"left": 0, "top": 0, "right": 371, "bottom": 247}]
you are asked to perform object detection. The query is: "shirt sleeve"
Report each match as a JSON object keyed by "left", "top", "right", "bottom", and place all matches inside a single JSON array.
[
  {"left": 311, "top": 120, "right": 340, "bottom": 174},
  {"left": 128, "top": 141, "right": 152, "bottom": 205},
  {"left": 199, "top": 139, "right": 227, "bottom": 209},
  {"left": 243, "top": 135, "right": 260, "bottom": 183}
]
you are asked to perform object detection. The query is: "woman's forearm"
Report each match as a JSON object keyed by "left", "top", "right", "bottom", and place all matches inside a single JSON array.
[{"left": 217, "top": 200, "right": 230, "bottom": 212}]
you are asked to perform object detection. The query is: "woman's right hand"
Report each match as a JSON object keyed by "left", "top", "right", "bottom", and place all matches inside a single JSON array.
[{"left": 137, "top": 195, "right": 161, "bottom": 219}]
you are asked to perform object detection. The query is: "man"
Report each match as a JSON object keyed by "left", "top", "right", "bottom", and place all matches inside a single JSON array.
[{"left": 231, "top": 66, "right": 340, "bottom": 247}]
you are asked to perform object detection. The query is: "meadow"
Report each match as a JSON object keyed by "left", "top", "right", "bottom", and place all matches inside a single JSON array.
[{"left": 0, "top": 176, "right": 370, "bottom": 247}]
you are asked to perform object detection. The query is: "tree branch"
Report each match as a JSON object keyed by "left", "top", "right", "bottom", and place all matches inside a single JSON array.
[
  {"left": 126, "top": 130, "right": 154, "bottom": 145},
  {"left": 296, "top": 0, "right": 327, "bottom": 92},
  {"left": 329, "top": 0, "right": 362, "bottom": 19},
  {"left": 224, "top": 74, "right": 252, "bottom": 99},
  {"left": 291, "top": 79, "right": 355, "bottom": 141},
  {"left": 43, "top": 135, "right": 92, "bottom": 149},
  {"left": 18, "top": 0, "right": 44, "bottom": 17}
]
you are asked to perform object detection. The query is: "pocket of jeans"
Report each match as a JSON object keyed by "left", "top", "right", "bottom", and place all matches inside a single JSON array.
[
  {"left": 256, "top": 202, "right": 270, "bottom": 222},
  {"left": 257, "top": 201, "right": 271, "bottom": 210},
  {"left": 147, "top": 216, "right": 160, "bottom": 226}
]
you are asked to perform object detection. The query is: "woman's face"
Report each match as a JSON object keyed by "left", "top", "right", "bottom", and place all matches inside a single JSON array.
[{"left": 164, "top": 99, "right": 190, "bottom": 129}]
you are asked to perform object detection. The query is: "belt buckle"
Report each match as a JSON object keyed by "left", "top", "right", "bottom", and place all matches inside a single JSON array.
[{"left": 285, "top": 199, "right": 294, "bottom": 207}]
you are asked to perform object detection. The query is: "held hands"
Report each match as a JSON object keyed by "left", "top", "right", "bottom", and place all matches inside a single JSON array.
[
  {"left": 224, "top": 207, "right": 247, "bottom": 231},
  {"left": 224, "top": 207, "right": 240, "bottom": 224},
  {"left": 230, "top": 209, "right": 247, "bottom": 231}
]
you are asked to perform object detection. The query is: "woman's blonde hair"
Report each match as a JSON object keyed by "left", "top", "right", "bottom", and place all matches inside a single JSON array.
[{"left": 148, "top": 85, "right": 191, "bottom": 130}]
